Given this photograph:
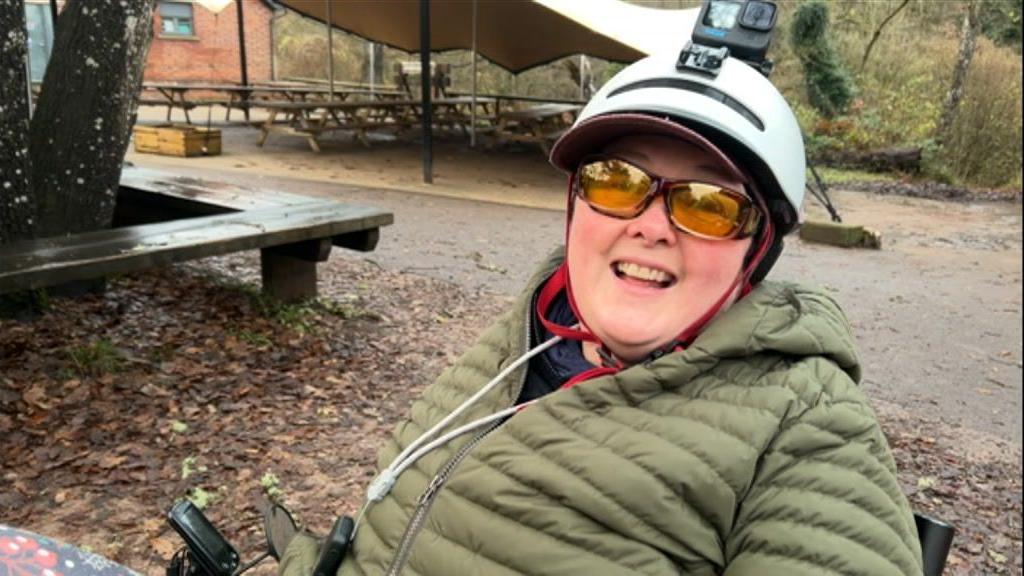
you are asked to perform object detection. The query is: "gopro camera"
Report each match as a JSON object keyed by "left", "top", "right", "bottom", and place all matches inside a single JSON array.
[
  {"left": 168, "top": 500, "right": 240, "bottom": 576},
  {"left": 691, "top": 0, "right": 778, "bottom": 64}
]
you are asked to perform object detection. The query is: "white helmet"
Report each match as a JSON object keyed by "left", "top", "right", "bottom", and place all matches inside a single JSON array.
[{"left": 550, "top": 46, "right": 805, "bottom": 237}]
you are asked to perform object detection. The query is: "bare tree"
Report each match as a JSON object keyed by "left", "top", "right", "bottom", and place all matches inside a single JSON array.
[
  {"left": 859, "top": 0, "right": 911, "bottom": 73},
  {"left": 937, "top": 1, "right": 980, "bottom": 145},
  {"left": 28, "top": 0, "right": 156, "bottom": 238},
  {"left": 0, "top": 0, "right": 37, "bottom": 244}
]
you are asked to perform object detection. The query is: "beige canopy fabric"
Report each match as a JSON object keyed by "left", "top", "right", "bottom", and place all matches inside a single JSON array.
[
  {"left": 278, "top": 0, "right": 698, "bottom": 73},
  {"left": 539, "top": 0, "right": 699, "bottom": 60}
]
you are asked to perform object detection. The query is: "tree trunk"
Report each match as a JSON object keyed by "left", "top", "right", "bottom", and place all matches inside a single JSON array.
[
  {"left": 812, "top": 147, "right": 923, "bottom": 173},
  {"left": 0, "top": 0, "right": 37, "bottom": 245},
  {"left": 937, "top": 1, "right": 979, "bottom": 144},
  {"left": 28, "top": 0, "right": 155, "bottom": 239}
]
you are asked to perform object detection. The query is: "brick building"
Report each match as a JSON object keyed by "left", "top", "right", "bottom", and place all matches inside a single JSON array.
[
  {"left": 146, "top": 0, "right": 283, "bottom": 83},
  {"left": 25, "top": 0, "right": 284, "bottom": 84}
]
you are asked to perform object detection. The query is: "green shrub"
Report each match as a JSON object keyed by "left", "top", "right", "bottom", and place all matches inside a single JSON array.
[
  {"left": 978, "top": 0, "right": 1023, "bottom": 53},
  {"left": 790, "top": 2, "right": 856, "bottom": 118},
  {"left": 940, "top": 39, "right": 1023, "bottom": 188}
]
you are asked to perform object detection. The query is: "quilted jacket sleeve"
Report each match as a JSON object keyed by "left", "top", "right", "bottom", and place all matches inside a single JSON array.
[{"left": 723, "top": 360, "right": 923, "bottom": 576}]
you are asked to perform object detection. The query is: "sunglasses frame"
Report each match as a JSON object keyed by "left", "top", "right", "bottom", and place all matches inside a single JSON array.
[{"left": 574, "top": 155, "right": 761, "bottom": 240}]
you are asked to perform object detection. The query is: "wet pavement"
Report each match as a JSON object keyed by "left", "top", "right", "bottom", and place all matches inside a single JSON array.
[{"left": 126, "top": 161, "right": 1024, "bottom": 445}]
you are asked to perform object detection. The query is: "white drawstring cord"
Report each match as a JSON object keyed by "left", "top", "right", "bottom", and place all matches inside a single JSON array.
[
  {"left": 391, "top": 400, "right": 536, "bottom": 480},
  {"left": 366, "top": 333, "right": 564, "bottom": 502}
]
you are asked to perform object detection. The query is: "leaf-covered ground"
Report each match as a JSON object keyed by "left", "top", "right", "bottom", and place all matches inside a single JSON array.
[{"left": 1, "top": 255, "right": 1020, "bottom": 575}]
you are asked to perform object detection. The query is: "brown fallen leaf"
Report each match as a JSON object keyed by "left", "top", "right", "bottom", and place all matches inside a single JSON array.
[
  {"left": 151, "top": 537, "right": 179, "bottom": 560},
  {"left": 98, "top": 454, "right": 129, "bottom": 469},
  {"left": 141, "top": 518, "right": 164, "bottom": 534},
  {"left": 22, "top": 384, "right": 52, "bottom": 410}
]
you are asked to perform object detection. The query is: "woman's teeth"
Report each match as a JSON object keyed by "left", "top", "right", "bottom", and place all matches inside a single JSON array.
[{"left": 615, "top": 262, "right": 673, "bottom": 286}]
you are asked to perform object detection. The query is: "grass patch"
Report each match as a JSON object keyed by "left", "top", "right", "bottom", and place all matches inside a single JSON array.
[
  {"left": 219, "top": 279, "right": 377, "bottom": 334},
  {"left": 319, "top": 298, "right": 379, "bottom": 321},
  {"left": 236, "top": 329, "right": 272, "bottom": 347},
  {"left": 67, "top": 339, "right": 123, "bottom": 377}
]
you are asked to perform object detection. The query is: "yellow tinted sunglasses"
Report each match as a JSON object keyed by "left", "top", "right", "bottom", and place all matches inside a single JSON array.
[{"left": 575, "top": 157, "right": 761, "bottom": 240}]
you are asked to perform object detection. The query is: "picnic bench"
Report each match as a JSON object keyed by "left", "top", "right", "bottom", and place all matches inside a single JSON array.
[
  {"left": 139, "top": 82, "right": 407, "bottom": 124},
  {"left": 256, "top": 97, "right": 493, "bottom": 152},
  {"left": 492, "top": 103, "right": 582, "bottom": 154},
  {"left": 0, "top": 166, "right": 393, "bottom": 302}
]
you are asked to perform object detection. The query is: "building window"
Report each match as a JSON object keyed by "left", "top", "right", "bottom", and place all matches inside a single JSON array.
[{"left": 159, "top": 1, "right": 194, "bottom": 37}]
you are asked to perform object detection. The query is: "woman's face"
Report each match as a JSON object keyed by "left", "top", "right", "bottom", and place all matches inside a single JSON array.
[{"left": 567, "top": 134, "right": 753, "bottom": 363}]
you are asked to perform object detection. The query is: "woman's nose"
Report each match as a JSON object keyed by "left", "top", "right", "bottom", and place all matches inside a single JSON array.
[{"left": 625, "top": 195, "right": 677, "bottom": 247}]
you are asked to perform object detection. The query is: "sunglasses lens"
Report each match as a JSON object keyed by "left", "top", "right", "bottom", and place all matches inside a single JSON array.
[
  {"left": 668, "top": 183, "right": 753, "bottom": 238},
  {"left": 578, "top": 159, "right": 652, "bottom": 217}
]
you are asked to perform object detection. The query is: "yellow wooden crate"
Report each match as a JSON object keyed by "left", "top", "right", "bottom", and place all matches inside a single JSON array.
[{"left": 133, "top": 124, "right": 221, "bottom": 157}]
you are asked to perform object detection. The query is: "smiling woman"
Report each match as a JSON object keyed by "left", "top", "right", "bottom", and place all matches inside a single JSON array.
[
  {"left": 567, "top": 134, "right": 755, "bottom": 363},
  {"left": 276, "top": 43, "right": 925, "bottom": 576}
]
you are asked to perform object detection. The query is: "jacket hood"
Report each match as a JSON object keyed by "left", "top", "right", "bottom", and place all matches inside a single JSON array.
[{"left": 692, "top": 281, "right": 861, "bottom": 383}]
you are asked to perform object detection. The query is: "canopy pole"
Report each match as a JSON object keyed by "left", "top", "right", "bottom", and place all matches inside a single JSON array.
[
  {"left": 421, "top": 0, "right": 433, "bottom": 183},
  {"left": 579, "top": 55, "right": 585, "bottom": 100},
  {"left": 326, "top": 0, "right": 335, "bottom": 99},
  {"left": 470, "top": 0, "right": 478, "bottom": 148},
  {"left": 235, "top": 0, "right": 250, "bottom": 120},
  {"left": 48, "top": 0, "right": 58, "bottom": 32},
  {"left": 369, "top": 41, "right": 376, "bottom": 94}
]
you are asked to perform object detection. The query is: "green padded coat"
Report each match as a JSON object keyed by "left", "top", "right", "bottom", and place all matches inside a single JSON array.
[{"left": 281, "top": 253, "right": 922, "bottom": 575}]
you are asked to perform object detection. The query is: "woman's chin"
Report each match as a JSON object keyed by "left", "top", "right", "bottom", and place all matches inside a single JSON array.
[{"left": 598, "top": 325, "right": 674, "bottom": 362}]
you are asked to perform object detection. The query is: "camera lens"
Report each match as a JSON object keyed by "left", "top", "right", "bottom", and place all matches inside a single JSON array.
[
  {"left": 741, "top": 1, "right": 776, "bottom": 31},
  {"left": 704, "top": 0, "right": 743, "bottom": 29}
]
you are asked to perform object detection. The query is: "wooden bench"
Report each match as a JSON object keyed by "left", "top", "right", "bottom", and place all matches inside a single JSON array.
[
  {"left": 0, "top": 167, "right": 394, "bottom": 302},
  {"left": 493, "top": 103, "right": 581, "bottom": 154},
  {"left": 137, "top": 97, "right": 241, "bottom": 123},
  {"left": 255, "top": 97, "right": 494, "bottom": 152}
]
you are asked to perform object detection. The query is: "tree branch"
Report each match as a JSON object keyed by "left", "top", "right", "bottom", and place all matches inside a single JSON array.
[{"left": 860, "top": 0, "right": 911, "bottom": 73}]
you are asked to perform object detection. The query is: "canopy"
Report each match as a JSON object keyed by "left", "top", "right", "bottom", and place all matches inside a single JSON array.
[{"left": 278, "top": 0, "right": 699, "bottom": 73}]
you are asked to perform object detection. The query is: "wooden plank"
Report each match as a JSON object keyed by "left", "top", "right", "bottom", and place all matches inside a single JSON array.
[
  {"left": 497, "top": 103, "right": 580, "bottom": 122},
  {"left": 0, "top": 202, "right": 393, "bottom": 294},
  {"left": 119, "top": 166, "right": 319, "bottom": 214}
]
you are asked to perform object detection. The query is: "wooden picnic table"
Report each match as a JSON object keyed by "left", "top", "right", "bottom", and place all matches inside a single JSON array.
[
  {"left": 448, "top": 91, "right": 586, "bottom": 112},
  {"left": 139, "top": 82, "right": 406, "bottom": 123},
  {"left": 493, "top": 103, "right": 582, "bottom": 154},
  {"left": 256, "top": 97, "right": 495, "bottom": 152}
]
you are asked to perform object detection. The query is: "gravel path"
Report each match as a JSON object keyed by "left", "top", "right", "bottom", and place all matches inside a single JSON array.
[{"left": 132, "top": 163, "right": 1023, "bottom": 445}]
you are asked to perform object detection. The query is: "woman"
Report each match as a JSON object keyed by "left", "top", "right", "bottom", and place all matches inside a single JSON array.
[{"left": 281, "top": 47, "right": 922, "bottom": 575}]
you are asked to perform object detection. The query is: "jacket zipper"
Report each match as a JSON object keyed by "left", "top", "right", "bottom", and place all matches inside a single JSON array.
[{"left": 383, "top": 305, "right": 534, "bottom": 576}]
